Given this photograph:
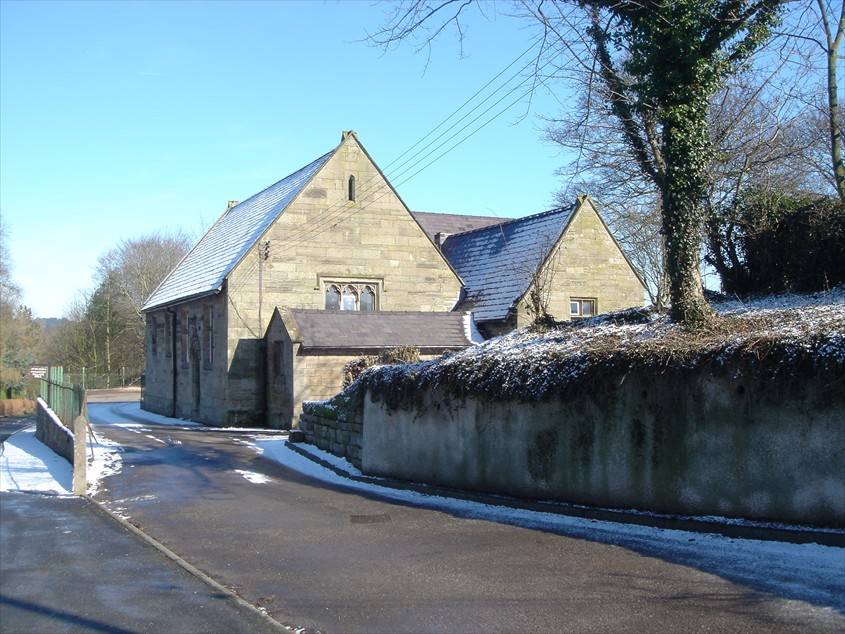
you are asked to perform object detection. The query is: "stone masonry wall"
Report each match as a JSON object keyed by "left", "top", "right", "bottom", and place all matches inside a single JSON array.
[
  {"left": 226, "top": 133, "right": 463, "bottom": 423},
  {"left": 35, "top": 398, "right": 74, "bottom": 464},
  {"left": 299, "top": 411, "right": 362, "bottom": 468},
  {"left": 142, "top": 293, "right": 229, "bottom": 425},
  {"left": 515, "top": 200, "right": 644, "bottom": 328}
]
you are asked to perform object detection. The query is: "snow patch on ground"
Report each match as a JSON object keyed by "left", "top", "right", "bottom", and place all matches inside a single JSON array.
[
  {"left": 284, "top": 441, "right": 363, "bottom": 477},
  {"left": 102, "top": 402, "right": 203, "bottom": 428},
  {"left": 234, "top": 469, "right": 271, "bottom": 484},
  {"left": 248, "top": 437, "right": 845, "bottom": 612},
  {"left": 88, "top": 402, "right": 287, "bottom": 434},
  {"left": 0, "top": 427, "right": 72, "bottom": 495},
  {"left": 87, "top": 427, "right": 123, "bottom": 496}
]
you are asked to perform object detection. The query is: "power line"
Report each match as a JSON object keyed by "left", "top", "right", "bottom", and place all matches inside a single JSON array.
[
  {"left": 229, "top": 39, "right": 560, "bottom": 290},
  {"left": 276, "top": 43, "right": 564, "bottom": 249},
  {"left": 270, "top": 38, "right": 557, "bottom": 248}
]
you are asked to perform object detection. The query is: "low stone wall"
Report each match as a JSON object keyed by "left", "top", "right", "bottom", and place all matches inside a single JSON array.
[
  {"left": 299, "top": 410, "right": 362, "bottom": 468},
  {"left": 35, "top": 397, "right": 75, "bottom": 464},
  {"left": 361, "top": 370, "right": 845, "bottom": 527}
]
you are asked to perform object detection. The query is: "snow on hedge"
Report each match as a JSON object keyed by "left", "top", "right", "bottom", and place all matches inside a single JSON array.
[{"left": 335, "top": 287, "right": 845, "bottom": 408}]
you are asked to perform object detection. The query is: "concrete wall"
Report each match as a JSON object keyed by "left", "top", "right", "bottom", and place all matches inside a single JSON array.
[
  {"left": 299, "top": 411, "right": 363, "bottom": 468},
  {"left": 514, "top": 199, "right": 645, "bottom": 328},
  {"left": 35, "top": 398, "right": 74, "bottom": 464},
  {"left": 225, "top": 133, "right": 463, "bottom": 423},
  {"left": 361, "top": 370, "right": 845, "bottom": 527}
]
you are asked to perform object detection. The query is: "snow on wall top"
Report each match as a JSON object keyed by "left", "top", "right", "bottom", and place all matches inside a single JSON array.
[
  {"left": 441, "top": 206, "right": 576, "bottom": 323},
  {"left": 143, "top": 149, "right": 335, "bottom": 311}
]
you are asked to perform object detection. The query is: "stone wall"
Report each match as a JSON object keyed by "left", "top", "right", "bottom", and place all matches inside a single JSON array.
[
  {"left": 143, "top": 293, "right": 230, "bottom": 425},
  {"left": 361, "top": 370, "right": 845, "bottom": 527},
  {"left": 225, "top": 133, "right": 463, "bottom": 423},
  {"left": 514, "top": 199, "right": 645, "bottom": 328},
  {"left": 35, "top": 398, "right": 74, "bottom": 464},
  {"left": 299, "top": 410, "right": 362, "bottom": 468}
]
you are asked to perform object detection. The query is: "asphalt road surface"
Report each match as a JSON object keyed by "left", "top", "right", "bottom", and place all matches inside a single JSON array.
[
  {"left": 84, "top": 401, "right": 844, "bottom": 634},
  {"left": 0, "top": 416, "right": 34, "bottom": 443},
  {"left": 0, "top": 492, "right": 279, "bottom": 634}
]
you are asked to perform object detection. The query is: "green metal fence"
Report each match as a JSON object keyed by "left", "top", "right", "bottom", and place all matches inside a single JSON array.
[
  {"left": 62, "top": 367, "right": 143, "bottom": 390},
  {"left": 39, "top": 367, "right": 86, "bottom": 427}
]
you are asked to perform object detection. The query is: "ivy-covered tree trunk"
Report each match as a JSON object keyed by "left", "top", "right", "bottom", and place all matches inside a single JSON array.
[{"left": 661, "top": 101, "right": 713, "bottom": 326}]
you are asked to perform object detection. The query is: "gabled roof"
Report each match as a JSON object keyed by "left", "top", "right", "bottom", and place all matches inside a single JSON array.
[
  {"left": 280, "top": 309, "right": 474, "bottom": 350},
  {"left": 143, "top": 148, "right": 335, "bottom": 311},
  {"left": 441, "top": 206, "right": 576, "bottom": 323},
  {"left": 411, "top": 211, "right": 507, "bottom": 242}
]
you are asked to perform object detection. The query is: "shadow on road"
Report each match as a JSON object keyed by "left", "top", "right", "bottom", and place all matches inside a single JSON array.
[{"left": 0, "top": 595, "right": 138, "bottom": 634}]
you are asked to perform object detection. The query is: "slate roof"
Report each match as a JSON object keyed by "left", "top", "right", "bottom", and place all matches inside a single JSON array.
[
  {"left": 411, "top": 211, "right": 506, "bottom": 242},
  {"left": 143, "top": 148, "right": 335, "bottom": 311},
  {"left": 284, "top": 309, "right": 473, "bottom": 350},
  {"left": 441, "top": 206, "right": 576, "bottom": 323}
]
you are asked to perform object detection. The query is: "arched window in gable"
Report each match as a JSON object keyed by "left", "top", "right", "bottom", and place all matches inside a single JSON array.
[
  {"left": 341, "top": 285, "right": 358, "bottom": 311},
  {"left": 360, "top": 286, "right": 376, "bottom": 312},
  {"left": 325, "top": 285, "right": 341, "bottom": 310},
  {"left": 348, "top": 175, "right": 356, "bottom": 202}
]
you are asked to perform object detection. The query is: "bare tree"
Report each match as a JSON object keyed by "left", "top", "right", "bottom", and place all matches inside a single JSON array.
[
  {"left": 44, "top": 231, "right": 191, "bottom": 382},
  {"left": 522, "top": 234, "right": 561, "bottom": 324},
  {"left": 805, "top": 0, "right": 845, "bottom": 200},
  {"left": 98, "top": 231, "right": 191, "bottom": 319},
  {"left": 372, "top": 1, "right": 787, "bottom": 326}
]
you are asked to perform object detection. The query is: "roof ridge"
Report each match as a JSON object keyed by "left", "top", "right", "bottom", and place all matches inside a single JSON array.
[
  {"left": 444, "top": 205, "right": 576, "bottom": 239},
  {"left": 412, "top": 210, "right": 506, "bottom": 220},
  {"left": 142, "top": 144, "right": 337, "bottom": 312},
  {"left": 289, "top": 308, "right": 461, "bottom": 316}
]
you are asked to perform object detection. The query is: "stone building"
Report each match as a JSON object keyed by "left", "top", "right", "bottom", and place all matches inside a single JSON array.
[
  {"left": 141, "top": 131, "right": 644, "bottom": 427},
  {"left": 266, "top": 309, "right": 477, "bottom": 428}
]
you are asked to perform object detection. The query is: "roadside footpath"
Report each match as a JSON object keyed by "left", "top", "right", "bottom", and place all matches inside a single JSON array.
[
  {"left": 0, "top": 418, "right": 288, "bottom": 634},
  {"left": 0, "top": 491, "right": 284, "bottom": 634}
]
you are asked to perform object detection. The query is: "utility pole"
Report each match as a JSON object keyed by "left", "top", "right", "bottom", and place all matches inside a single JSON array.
[{"left": 258, "top": 240, "right": 270, "bottom": 334}]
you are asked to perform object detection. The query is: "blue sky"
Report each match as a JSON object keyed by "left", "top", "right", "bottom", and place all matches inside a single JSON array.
[{"left": 1, "top": 1, "right": 572, "bottom": 317}]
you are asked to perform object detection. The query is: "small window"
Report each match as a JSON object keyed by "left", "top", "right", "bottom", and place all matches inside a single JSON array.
[
  {"left": 570, "top": 298, "right": 597, "bottom": 320},
  {"left": 325, "top": 285, "right": 341, "bottom": 310},
  {"left": 151, "top": 316, "right": 158, "bottom": 356},
  {"left": 360, "top": 286, "right": 376, "bottom": 312},
  {"left": 165, "top": 316, "right": 172, "bottom": 358},
  {"left": 341, "top": 285, "right": 358, "bottom": 311},
  {"left": 348, "top": 175, "right": 356, "bottom": 201}
]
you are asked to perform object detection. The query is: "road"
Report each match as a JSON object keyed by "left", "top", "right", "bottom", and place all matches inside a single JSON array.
[
  {"left": 85, "top": 400, "right": 844, "bottom": 633},
  {"left": 0, "top": 416, "right": 34, "bottom": 443},
  {"left": 0, "top": 492, "right": 280, "bottom": 633}
]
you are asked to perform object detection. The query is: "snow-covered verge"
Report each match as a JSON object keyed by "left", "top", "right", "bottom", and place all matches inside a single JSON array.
[
  {"left": 337, "top": 287, "right": 845, "bottom": 407},
  {"left": 0, "top": 427, "right": 72, "bottom": 495},
  {"left": 87, "top": 402, "right": 279, "bottom": 433},
  {"left": 0, "top": 422, "right": 123, "bottom": 497},
  {"left": 248, "top": 436, "right": 845, "bottom": 613},
  {"left": 86, "top": 427, "right": 123, "bottom": 496}
]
